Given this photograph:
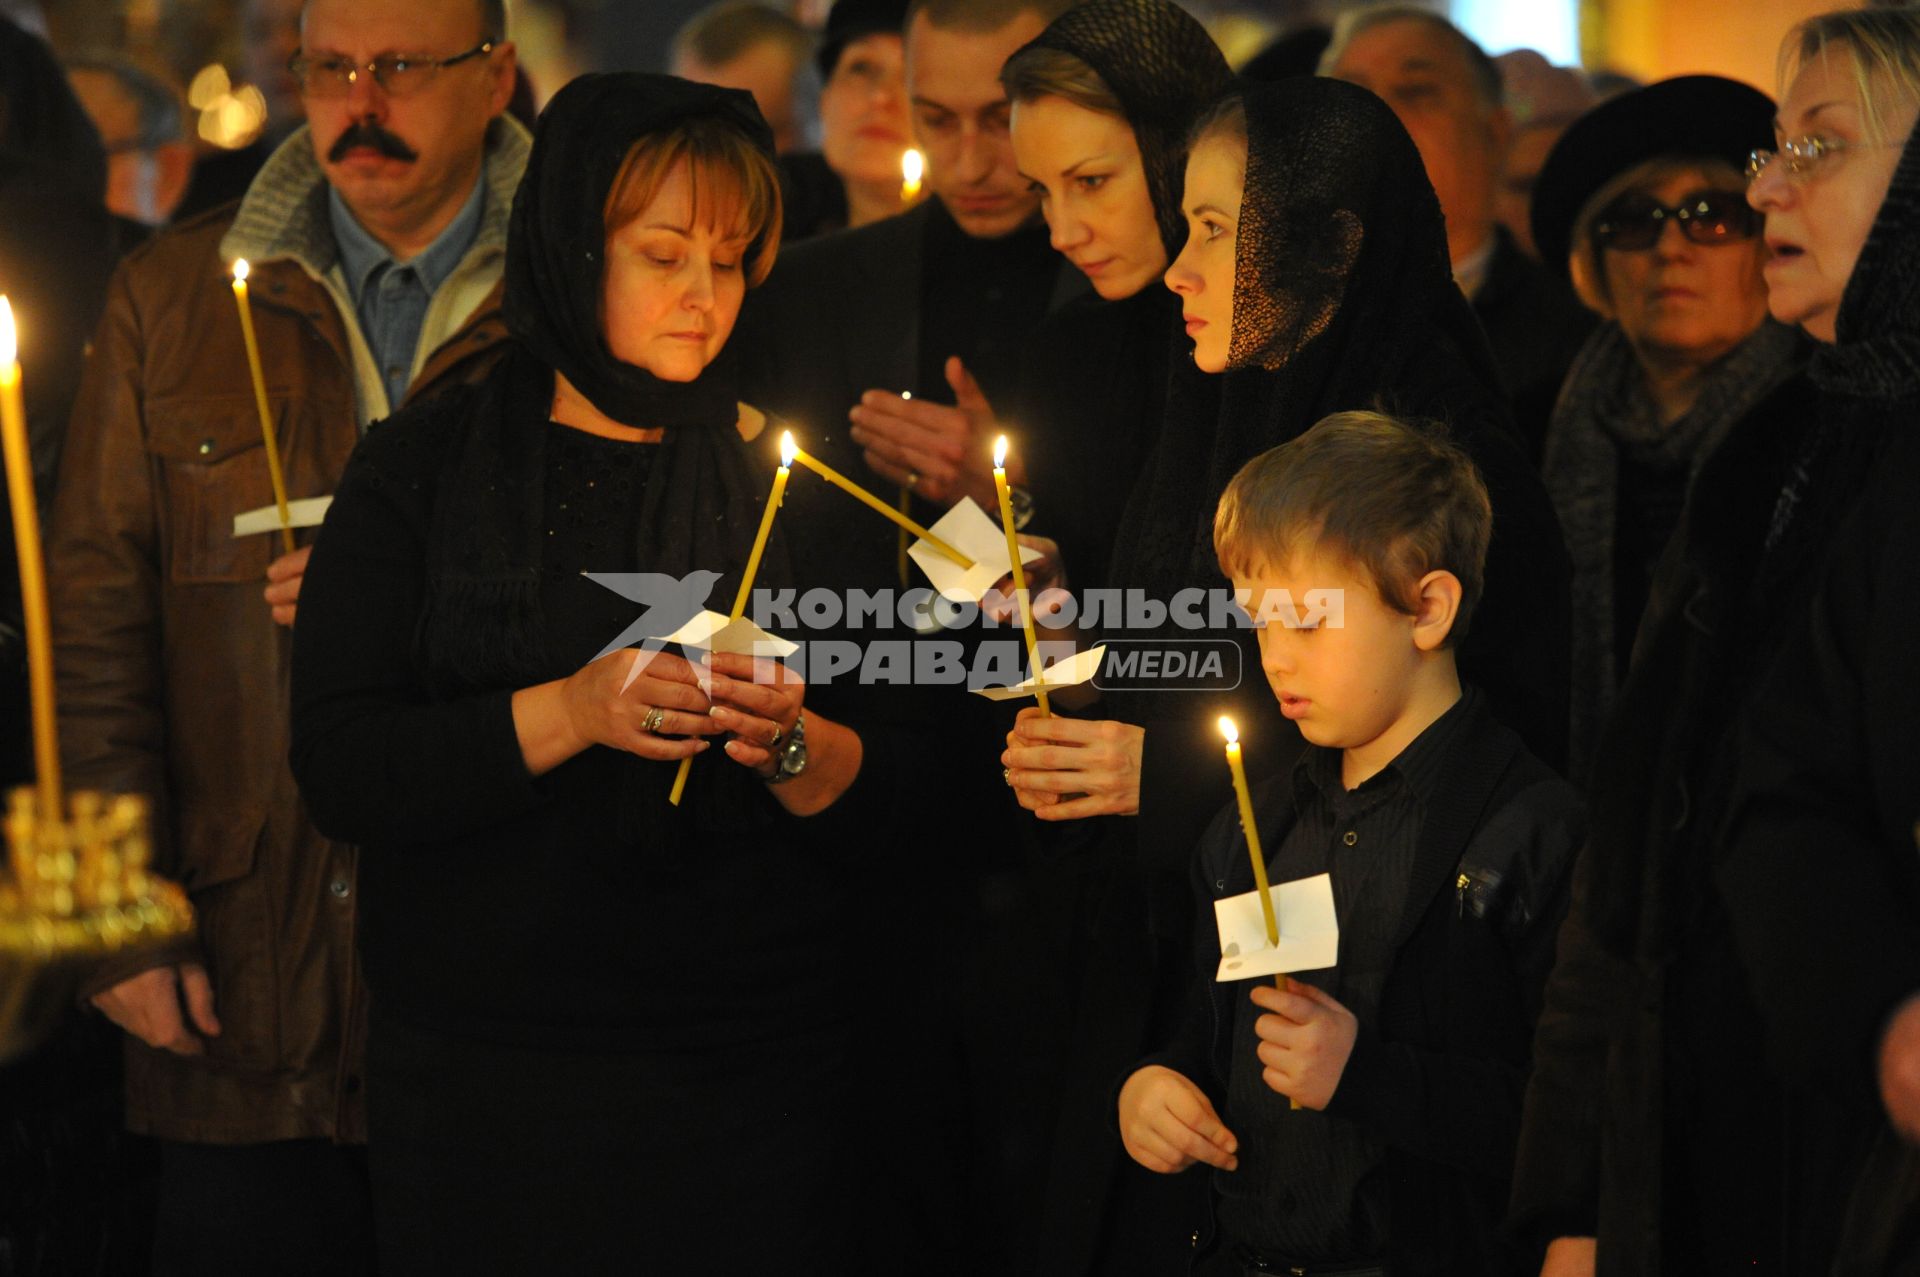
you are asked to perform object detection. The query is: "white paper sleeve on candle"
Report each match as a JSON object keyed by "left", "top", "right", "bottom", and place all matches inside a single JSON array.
[
  {"left": 233, "top": 495, "right": 332, "bottom": 537},
  {"left": 1212, "top": 872, "right": 1339, "bottom": 981},
  {"left": 655, "top": 609, "right": 798, "bottom": 659},
  {"left": 909, "top": 496, "right": 1043, "bottom": 602},
  {"left": 972, "top": 643, "right": 1105, "bottom": 702}
]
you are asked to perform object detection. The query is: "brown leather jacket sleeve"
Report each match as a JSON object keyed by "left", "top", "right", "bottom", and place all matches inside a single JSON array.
[{"left": 50, "top": 257, "right": 201, "bottom": 995}]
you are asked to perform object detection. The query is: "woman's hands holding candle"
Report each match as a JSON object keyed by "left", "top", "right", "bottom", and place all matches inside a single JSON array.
[
  {"left": 703, "top": 652, "right": 864, "bottom": 815},
  {"left": 1002, "top": 708, "right": 1144, "bottom": 819},
  {"left": 516, "top": 648, "right": 721, "bottom": 775},
  {"left": 1250, "top": 978, "right": 1358, "bottom": 1111},
  {"left": 701, "top": 651, "right": 802, "bottom": 777},
  {"left": 848, "top": 356, "right": 1002, "bottom": 509},
  {"left": 1117, "top": 1064, "right": 1239, "bottom": 1174}
]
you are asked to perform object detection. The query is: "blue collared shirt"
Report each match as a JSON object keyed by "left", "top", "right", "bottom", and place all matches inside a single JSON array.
[{"left": 329, "top": 175, "right": 486, "bottom": 412}]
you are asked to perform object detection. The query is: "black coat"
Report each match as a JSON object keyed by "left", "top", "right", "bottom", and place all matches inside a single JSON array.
[
  {"left": 1511, "top": 369, "right": 1891, "bottom": 1273},
  {"left": 1140, "top": 691, "right": 1584, "bottom": 1276},
  {"left": 1717, "top": 423, "right": 1920, "bottom": 1274}
]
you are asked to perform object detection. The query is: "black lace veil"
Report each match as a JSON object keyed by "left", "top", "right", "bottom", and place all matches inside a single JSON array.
[
  {"left": 1115, "top": 76, "right": 1510, "bottom": 601},
  {"left": 1017, "top": 0, "right": 1233, "bottom": 256}
]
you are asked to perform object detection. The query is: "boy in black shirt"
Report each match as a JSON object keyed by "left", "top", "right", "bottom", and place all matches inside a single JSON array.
[{"left": 1117, "top": 411, "right": 1584, "bottom": 1276}]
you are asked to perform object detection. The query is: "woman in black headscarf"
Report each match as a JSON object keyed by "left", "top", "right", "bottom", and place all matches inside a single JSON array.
[
  {"left": 1001, "top": 74, "right": 1571, "bottom": 1264},
  {"left": 1000, "top": 0, "right": 1231, "bottom": 593},
  {"left": 289, "top": 74, "right": 885, "bottom": 1270}
]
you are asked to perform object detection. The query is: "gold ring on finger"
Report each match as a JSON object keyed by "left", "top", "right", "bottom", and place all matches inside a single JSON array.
[{"left": 642, "top": 705, "right": 667, "bottom": 734}]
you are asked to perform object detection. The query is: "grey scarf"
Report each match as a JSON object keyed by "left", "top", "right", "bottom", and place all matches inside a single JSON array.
[{"left": 1544, "top": 318, "right": 1804, "bottom": 780}]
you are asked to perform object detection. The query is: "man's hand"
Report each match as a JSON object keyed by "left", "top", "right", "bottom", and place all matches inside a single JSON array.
[
  {"left": 1540, "top": 1237, "right": 1597, "bottom": 1276},
  {"left": 1118, "top": 1065, "right": 1239, "bottom": 1174},
  {"left": 847, "top": 356, "right": 1000, "bottom": 509},
  {"left": 1250, "top": 978, "right": 1359, "bottom": 1110},
  {"left": 1880, "top": 991, "right": 1920, "bottom": 1142},
  {"left": 264, "top": 545, "right": 311, "bottom": 627},
  {"left": 90, "top": 963, "right": 221, "bottom": 1055},
  {"left": 1002, "top": 708, "right": 1143, "bottom": 820}
]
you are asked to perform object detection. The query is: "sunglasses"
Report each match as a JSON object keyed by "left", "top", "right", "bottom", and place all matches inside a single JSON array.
[{"left": 1592, "top": 190, "right": 1761, "bottom": 252}]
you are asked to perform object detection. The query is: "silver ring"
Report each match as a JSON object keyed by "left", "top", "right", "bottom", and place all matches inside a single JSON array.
[
  {"left": 767, "top": 723, "right": 784, "bottom": 749},
  {"left": 642, "top": 706, "right": 667, "bottom": 734}
]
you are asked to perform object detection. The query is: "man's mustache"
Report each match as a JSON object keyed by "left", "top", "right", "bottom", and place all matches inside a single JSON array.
[{"left": 328, "top": 121, "right": 418, "bottom": 163}]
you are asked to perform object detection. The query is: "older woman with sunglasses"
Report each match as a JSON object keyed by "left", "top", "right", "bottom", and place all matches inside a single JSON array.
[{"left": 1528, "top": 76, "right": 1806, "bottom": 779}]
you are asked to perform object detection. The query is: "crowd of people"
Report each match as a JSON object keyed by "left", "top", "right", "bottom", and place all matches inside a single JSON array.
[{"left": 4, "top": 0, "right": 1920, "bottom": 1274}]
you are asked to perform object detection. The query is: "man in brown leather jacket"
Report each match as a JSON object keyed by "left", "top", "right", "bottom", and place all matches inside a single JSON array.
[{"left": 46, "top": 0, "right": 523, "bottom": 1268}]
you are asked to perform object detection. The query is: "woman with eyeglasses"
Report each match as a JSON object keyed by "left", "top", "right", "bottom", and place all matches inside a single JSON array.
[
  {"left": 1527, "top": 77, "right": 1802, "bottom": 781},
  {"left": 1514, "top": 15, "right": 1920, "bottom": 1275}
]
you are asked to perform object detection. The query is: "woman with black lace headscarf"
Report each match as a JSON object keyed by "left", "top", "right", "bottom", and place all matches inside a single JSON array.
[
  {"left": 1515, "top": 10, "right": 1920, "bottom": 1272},
  {"left": 290, "top": 74, "right": 890, "bottom": 1268},
  {"left": 1000, "top": 72, "right": 1570, "bottom": 1267},
  {"left": 999, "top": 0, "right": 1232, "bottom": 593}
]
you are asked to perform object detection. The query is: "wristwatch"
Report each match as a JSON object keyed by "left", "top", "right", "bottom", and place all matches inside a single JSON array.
[{"left": 763, "top": 711, "right": 808, "bottom": 784}]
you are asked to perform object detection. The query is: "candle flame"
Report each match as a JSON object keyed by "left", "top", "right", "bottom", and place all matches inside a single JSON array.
[
  {"left": 993, "top": 434, "right": 1009, "bottom": 469},
  {"left": 779, "top": 430, "right": 796, "bottom": 468},
  {"left": 0, "top": 296, "right": 14, "bottom": 367},
  {"left": 902, "top": 148, "right": 924, "bottom": 185},
  {"left": 1218, "top": 715, "right": 1239, "bottom": 745},
  {"left": 232, "top": 258, "right": 250, "bottom": 283}
]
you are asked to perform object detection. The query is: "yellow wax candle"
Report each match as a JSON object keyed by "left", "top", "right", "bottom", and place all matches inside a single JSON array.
[
  {"left": 900, "top": 148, "right": 924, "bottom": 202},
  {"left": 0, "top": 298, "right": 62, "bottom": 817},
  {"left": 230, "top": 260, "right": 296, "bottom": 555},
  {"left": 789, "top": 445, "right": 973, "bottom": 569},
  {"left": 993, "top": 436, "right": 1048, "bottom": 717},
  {"left": 1219, "top": 716, "right": 1278, "bottom": 948},
  {"left": 669, "top": 433, "right": 794, "bottom": 808},
  {"left": 895, "top": 392, "right": 912, "bottom": 587},
  {"left": 1222, "top": 714, "right": 1297, "bottom": 1105}
]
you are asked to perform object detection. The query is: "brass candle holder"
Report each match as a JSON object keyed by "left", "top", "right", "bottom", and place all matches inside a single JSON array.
[{"left": 0, "top": 783, "right": 193, "bottom": 1061}]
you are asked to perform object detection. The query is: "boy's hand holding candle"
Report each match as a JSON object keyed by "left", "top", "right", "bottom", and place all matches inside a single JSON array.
[{"left": 1249, "top": 979, "right": 1358, "bottom": 1111}]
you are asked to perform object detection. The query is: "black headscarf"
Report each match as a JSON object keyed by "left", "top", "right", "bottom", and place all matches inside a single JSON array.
[
  {"left": 1105, "top": 77, "right": 1570, "bottom": 777},
  {"left": 423, "top": 73, "right": 790, "bottom": 696},
  {"left": 1113, "top": 77, "right": 1511, "bottom": 603},
  {"left": 503, "top": 72, "right": 773, "bottom": 431},
  {"left": 1016, "top": 0, "right": 1232, "bottom": 257}
]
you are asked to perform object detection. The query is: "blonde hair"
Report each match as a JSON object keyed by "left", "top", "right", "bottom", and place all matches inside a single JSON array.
[
  {"left": 1567, "top": 154, "right": 1746, "bottom": 316},
  {"left": 603, "top": 115, "right": 783, "bottom": 286},
  {"left": 1782, "top": 9, "right": 1920, "bottom": 145},
  {"left": 999, "top": 44, "right": 1124, "bottom": 117},
  {"left": 1213, "top": 410, "right": 1492, "bottom": 644}
]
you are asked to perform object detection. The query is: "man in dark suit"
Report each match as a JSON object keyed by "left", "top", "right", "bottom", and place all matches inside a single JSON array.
[
  {"left": 732, "top": 5, "right": 1082, "bottom": 1271},
  {"left": 1323, "top": 7, "right": 1595, "bottom": 463},
  {"left": 736, "top": 0, "right": 1082, "bottom": 578}
]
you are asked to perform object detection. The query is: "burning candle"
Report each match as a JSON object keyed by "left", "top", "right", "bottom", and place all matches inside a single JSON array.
[
  {"left": 1222, "top": 714, "right": 1297, "bottom": 1105},
  {"left": 229, "top": 260, "right": 296, "bottom": 554},
  {"left": 900, "top": 148, "right": 924, "bottom": 202},
  {"left": 670, "top": 432, "right": 795, "bottom": 807},
  {"left": 1219, "top": 716, "right": 1278, "bottom": 949},
  {"left": 993, "top": 436, "right": 1048, "bottom": 716},
  {"left": 0, "top": 298, "right": 62, "bottom": 817}
]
